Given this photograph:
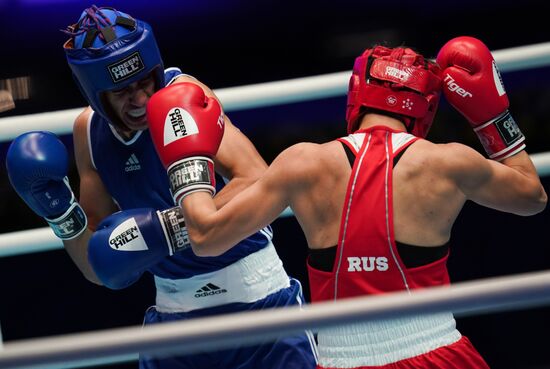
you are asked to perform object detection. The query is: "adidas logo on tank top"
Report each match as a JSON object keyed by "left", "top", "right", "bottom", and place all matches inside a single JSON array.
[{"left": 125, "top": 153, "right": 141, "bottom": 172}]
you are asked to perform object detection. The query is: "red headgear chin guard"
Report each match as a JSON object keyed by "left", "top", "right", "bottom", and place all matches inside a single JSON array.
[{"left": 346, "top": 46, "right": 442, "bottom": 138}]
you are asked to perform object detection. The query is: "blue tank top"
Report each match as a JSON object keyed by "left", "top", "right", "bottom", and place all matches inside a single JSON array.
[{"left": 88, "top": 68, "right": 272, "bottom": 279}]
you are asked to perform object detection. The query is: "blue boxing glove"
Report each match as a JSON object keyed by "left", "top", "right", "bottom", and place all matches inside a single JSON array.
[
  {"left": 6, "top": 131, "right": 87, "bottom": 240},
  {"left": 88, "top": 207, "right": 190, "bottom": 289}
]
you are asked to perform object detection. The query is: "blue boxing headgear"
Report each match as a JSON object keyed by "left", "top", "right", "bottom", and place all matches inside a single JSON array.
[{"left": 63, "top": 5, "right": 164, "bottom": 127}]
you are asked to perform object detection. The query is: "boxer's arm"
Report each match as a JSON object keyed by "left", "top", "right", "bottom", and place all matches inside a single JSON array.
[
  {"left": 212, "top": 117, "right": 268, "bottom": 207},
  {"left": 74, "top": 109, "right": 120, "bottom": 228},
  {"left": 172, "top": 76, "right": 268, "bottom": 208},
  {"left": 182, "top": 144, "right": 308, "bottom": 256},
  {"left": 64, "top": 108, "right": 119, "bottom": 284},
  {"left": 444, "top": 143, "right": 547, "bottom": 215}
]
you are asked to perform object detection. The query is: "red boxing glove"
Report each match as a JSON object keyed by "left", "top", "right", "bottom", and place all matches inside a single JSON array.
[
  {"left": 147, "top": 82, "right": 225, "bottom": 204},
  {"left": 437, "top": 36, "right": 525, "bottom": 161}
]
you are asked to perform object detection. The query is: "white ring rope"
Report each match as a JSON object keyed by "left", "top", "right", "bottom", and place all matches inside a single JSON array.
[
  {"left": 0, "top": 269, "right": 549, "bottom": 369},
  {"left": 0, "top": 208, "right": 292, "bottom": 258},
  {"left": 0, "top": 228, "right": 61, "bottom": 258},
  {"left": 1, "top": 41, "right": 550, "bottom": 141}
]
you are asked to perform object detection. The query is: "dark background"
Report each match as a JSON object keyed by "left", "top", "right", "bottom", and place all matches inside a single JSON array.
[{"left": 0, "top": 1, "right": 549, "bottom": 368}]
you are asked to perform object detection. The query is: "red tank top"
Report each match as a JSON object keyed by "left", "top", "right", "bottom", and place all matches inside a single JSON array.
[{"left": 308, "top": 126, "right": 450, "bottom": 302}]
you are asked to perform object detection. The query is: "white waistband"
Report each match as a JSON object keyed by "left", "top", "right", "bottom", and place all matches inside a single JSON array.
[
  {"left": 317, "top": 312, "right": 462, "bottom": 368},
  {"left": 154, "top": 242, "right": 290, "bottom": 313}
]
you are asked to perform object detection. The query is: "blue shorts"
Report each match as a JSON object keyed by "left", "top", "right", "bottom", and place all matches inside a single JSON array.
[{"left": 140, "top": 278, "right": 318, "bottom": 369}]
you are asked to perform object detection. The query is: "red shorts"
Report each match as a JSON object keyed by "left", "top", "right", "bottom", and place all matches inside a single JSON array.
[{"left": 318, "top": 336, "right": 490, "bottom": 369}]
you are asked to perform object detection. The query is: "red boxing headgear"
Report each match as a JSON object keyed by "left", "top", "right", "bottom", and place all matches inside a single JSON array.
[{"left": 346, "top": 46, "right": 442, "bottom": 137}]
